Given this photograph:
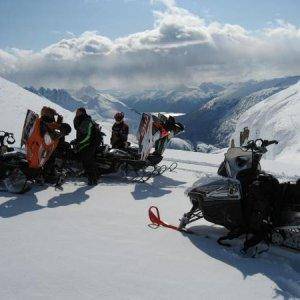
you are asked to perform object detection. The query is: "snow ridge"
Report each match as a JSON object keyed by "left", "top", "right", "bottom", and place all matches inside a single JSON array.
[{"left": 233, "top": 81, "right": 300, "bottom": 162}]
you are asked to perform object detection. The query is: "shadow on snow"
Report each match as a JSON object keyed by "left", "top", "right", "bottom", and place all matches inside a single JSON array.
[
  {"left": 0, "top": 184, "right": 94, "bottom": 218},
  {"left": 131, "top": 174, "right": 186, "bottom": 200},
  {"left": 0, "top": 174, "right": 185, "bottom": 217},
  {"left": 182, "top": 224, "right": 300, "bottom": 299}
]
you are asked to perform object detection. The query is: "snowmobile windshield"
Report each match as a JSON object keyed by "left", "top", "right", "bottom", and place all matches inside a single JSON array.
[{"left": 225, "top": 147, "right": 253, "bottom": 179}]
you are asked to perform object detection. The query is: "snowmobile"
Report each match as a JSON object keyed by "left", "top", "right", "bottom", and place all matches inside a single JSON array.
[
  {"left": 0, "top": 109, "right": 72, "bottom": 193},
  {"left": 0, "top": 131, "right": 29, "bottom": 193},
  {"left": 179, "top": 139, "right": 300, "bottom": 252},
  {"left": 56, "top": 113, "right": 184, "bottom": 185},
  {"left": 94, "top": 113, "right": 183, "bottom": 179}
]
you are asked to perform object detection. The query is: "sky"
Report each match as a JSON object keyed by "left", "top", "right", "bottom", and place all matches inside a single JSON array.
[
  {"left": 0, "top": 0, "right": 300, "bottom": 89},
  {"left": 1, "top": 0, "right": 300, "bottom": 50}
]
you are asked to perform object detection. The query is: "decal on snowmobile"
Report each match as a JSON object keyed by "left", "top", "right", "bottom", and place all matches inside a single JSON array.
[
  {"left": 21, "top": 109, "right": 38, "bottom": 147},
  {"left": 26, "top": 118, "right": 59, "bottom": 169},
  {"left": 137, "top": 113, "right": 154, "bottom": 160}
]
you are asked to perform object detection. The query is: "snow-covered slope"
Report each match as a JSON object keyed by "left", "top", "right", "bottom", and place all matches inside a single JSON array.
[
  {"left": 179, "top": 76, "right": 300, "bottom": 147},
  {"left": 0, "top": 149, "right": 299, "bottom": 299},
  {"left": 233, "top": 81, "right": 300, "bottom": 162},
  {"left": 0, "top": 77, "right": 75, "bottom": 144}
]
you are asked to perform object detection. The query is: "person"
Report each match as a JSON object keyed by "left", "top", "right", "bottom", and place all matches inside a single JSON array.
[
  {"left": 40, "top": 106, "right": 63, "bottom": 138},
  {"left": 25, "top": 106, "right": 69, "bottom": 183},
  {"left": 110, "top": 112, "right": 129, "bottom": 149},
  {"left": 73, "top": 107, "right": 99, "bottom": 185}
]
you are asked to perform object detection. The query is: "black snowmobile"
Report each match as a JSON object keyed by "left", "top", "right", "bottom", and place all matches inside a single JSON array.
[
  {"left": 179, "top": 139, "right": 300, "bottom": 252},
  {"left": 95, "top": 113, "right": 183, "bottom": 179},
  {"left": 0, "top": 131, "right": 29, "bottom": 193},
  {"left": 57, "top": 113, "right": 184, "bottom": 184}
]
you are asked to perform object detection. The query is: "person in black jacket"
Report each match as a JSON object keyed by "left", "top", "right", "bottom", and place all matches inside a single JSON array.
[
  {"left": 39, "top": 106, "right": 64, "bottom": 183},
  {"left": 73, "top": 107, "right": 99, "bottom": 185},
  {"left": 110, "top": 112, "right": 129, "bottom": 149}
]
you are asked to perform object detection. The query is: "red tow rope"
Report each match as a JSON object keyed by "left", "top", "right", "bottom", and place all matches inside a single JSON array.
[{"left": 148, "top": 206, "right": 179, "bottom": 231}]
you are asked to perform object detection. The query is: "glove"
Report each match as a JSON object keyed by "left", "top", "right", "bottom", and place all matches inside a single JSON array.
[{"left": 71, "top": 142, "right": 79, "bottom": 154}]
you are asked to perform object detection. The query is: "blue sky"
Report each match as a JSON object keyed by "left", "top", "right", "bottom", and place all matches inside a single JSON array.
[
  {"left": 1, "top": 0, "right": 299, "bottom": 50},
  {"left": 1, "top": 0, "right": 300, "bottom": 89}
]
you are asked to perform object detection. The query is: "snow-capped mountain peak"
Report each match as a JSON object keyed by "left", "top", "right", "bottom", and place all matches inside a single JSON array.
[{"left": 233, "top": 81, "right": 300, "bottom": 161}]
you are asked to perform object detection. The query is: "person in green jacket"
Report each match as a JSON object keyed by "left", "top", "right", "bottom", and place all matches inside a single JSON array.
[{"left": 73, "top": 107, "right": 99, "bottom": 185}]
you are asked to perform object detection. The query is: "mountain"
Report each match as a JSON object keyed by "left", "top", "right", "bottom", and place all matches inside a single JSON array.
[
  {"left": 25, "top": 86, "right": 82, "bottom": 111},
  {"left": 120, "top": 83, "right": 226, "bottom": 113},
  {"left": 23, "top": 75, "right": 300, "bottom": 151},
  {"left": 71, "top": 85, "right": 100, "bottom": 99},
  {"left": 178, "top": 76, "right": 300, "bottom": 147},
  {"left": 233, "top": 81, "right": 300, "bottom": 162},
  {"left": 26, "top": 86, "right": 140, "bottom": 138},
  {"left": 69, "top": 88, "right": 139, "bottom": 127}
]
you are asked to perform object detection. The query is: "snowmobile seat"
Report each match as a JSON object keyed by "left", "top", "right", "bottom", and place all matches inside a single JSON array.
[{"left": 224, "top": 147, "right": 253, "bottom": 179}]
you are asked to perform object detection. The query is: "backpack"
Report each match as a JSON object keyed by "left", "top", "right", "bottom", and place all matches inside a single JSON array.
[{"left": 92, "top": 121, "right": 105, "bottom": 147}]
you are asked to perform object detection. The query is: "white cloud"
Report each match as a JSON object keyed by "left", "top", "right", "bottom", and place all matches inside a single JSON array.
[
  {"left": 151, "top": 0, "right": 176, "bottom": 9},
  {"left": 1, "top": 1, "right": 300, "bottom": 89}
]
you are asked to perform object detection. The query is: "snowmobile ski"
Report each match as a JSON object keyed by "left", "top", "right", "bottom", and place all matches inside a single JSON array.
[
  {"left": 148, "top": 206, "right": 188, "bottom": 232},
  {"left": 148, "top": 206, "right": 201, "bottom": 235},
  {"left": 130, "top": 162, "right": 178, "bottom": 183}
]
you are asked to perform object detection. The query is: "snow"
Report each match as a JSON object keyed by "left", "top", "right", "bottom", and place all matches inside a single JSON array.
[
  {"left": 0, "top": 149, "right": 299, "bottom": 299},
  {"left": 196, "top": 142, "right": 220, "bottom": 153},
  {"left": 152, "top": 112, "right": 186, "bottom": 117},
  {"left": 233, "top": 81, "right": 300, "bottom": 164},
  {"left": 167, "top": 137, "right": 193, "bottom": 151},
  {"left": 0, "top": 77, "right": 299, "bottom": 299},
  {"left": 0, "top": 77, "right": 75, "bottom": 144}
]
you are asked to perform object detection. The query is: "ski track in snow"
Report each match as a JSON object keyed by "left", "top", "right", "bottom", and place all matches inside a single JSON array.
[{"left": 164, "top": 157, "right": 220, "bottom": 168}]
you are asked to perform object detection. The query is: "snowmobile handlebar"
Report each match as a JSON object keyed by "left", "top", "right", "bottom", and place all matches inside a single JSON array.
[
  {"left": 261, "top": 139, "right": 278, "bottom": 147},
  {"left": 244, "top": 139, "right": 278, "bottom": 153}
]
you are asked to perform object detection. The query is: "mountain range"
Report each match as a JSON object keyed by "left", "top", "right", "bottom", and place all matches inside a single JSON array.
[{"left": 25, "top": 75, "right": 300, "bottom": 149}]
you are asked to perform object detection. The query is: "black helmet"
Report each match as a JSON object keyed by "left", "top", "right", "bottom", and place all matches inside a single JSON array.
[
  {"left": 114, "top": 112, "right": 124, "bottom": 122},
  {"left": 60, "top": 123, "right": 72, "bottom": 136}
]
